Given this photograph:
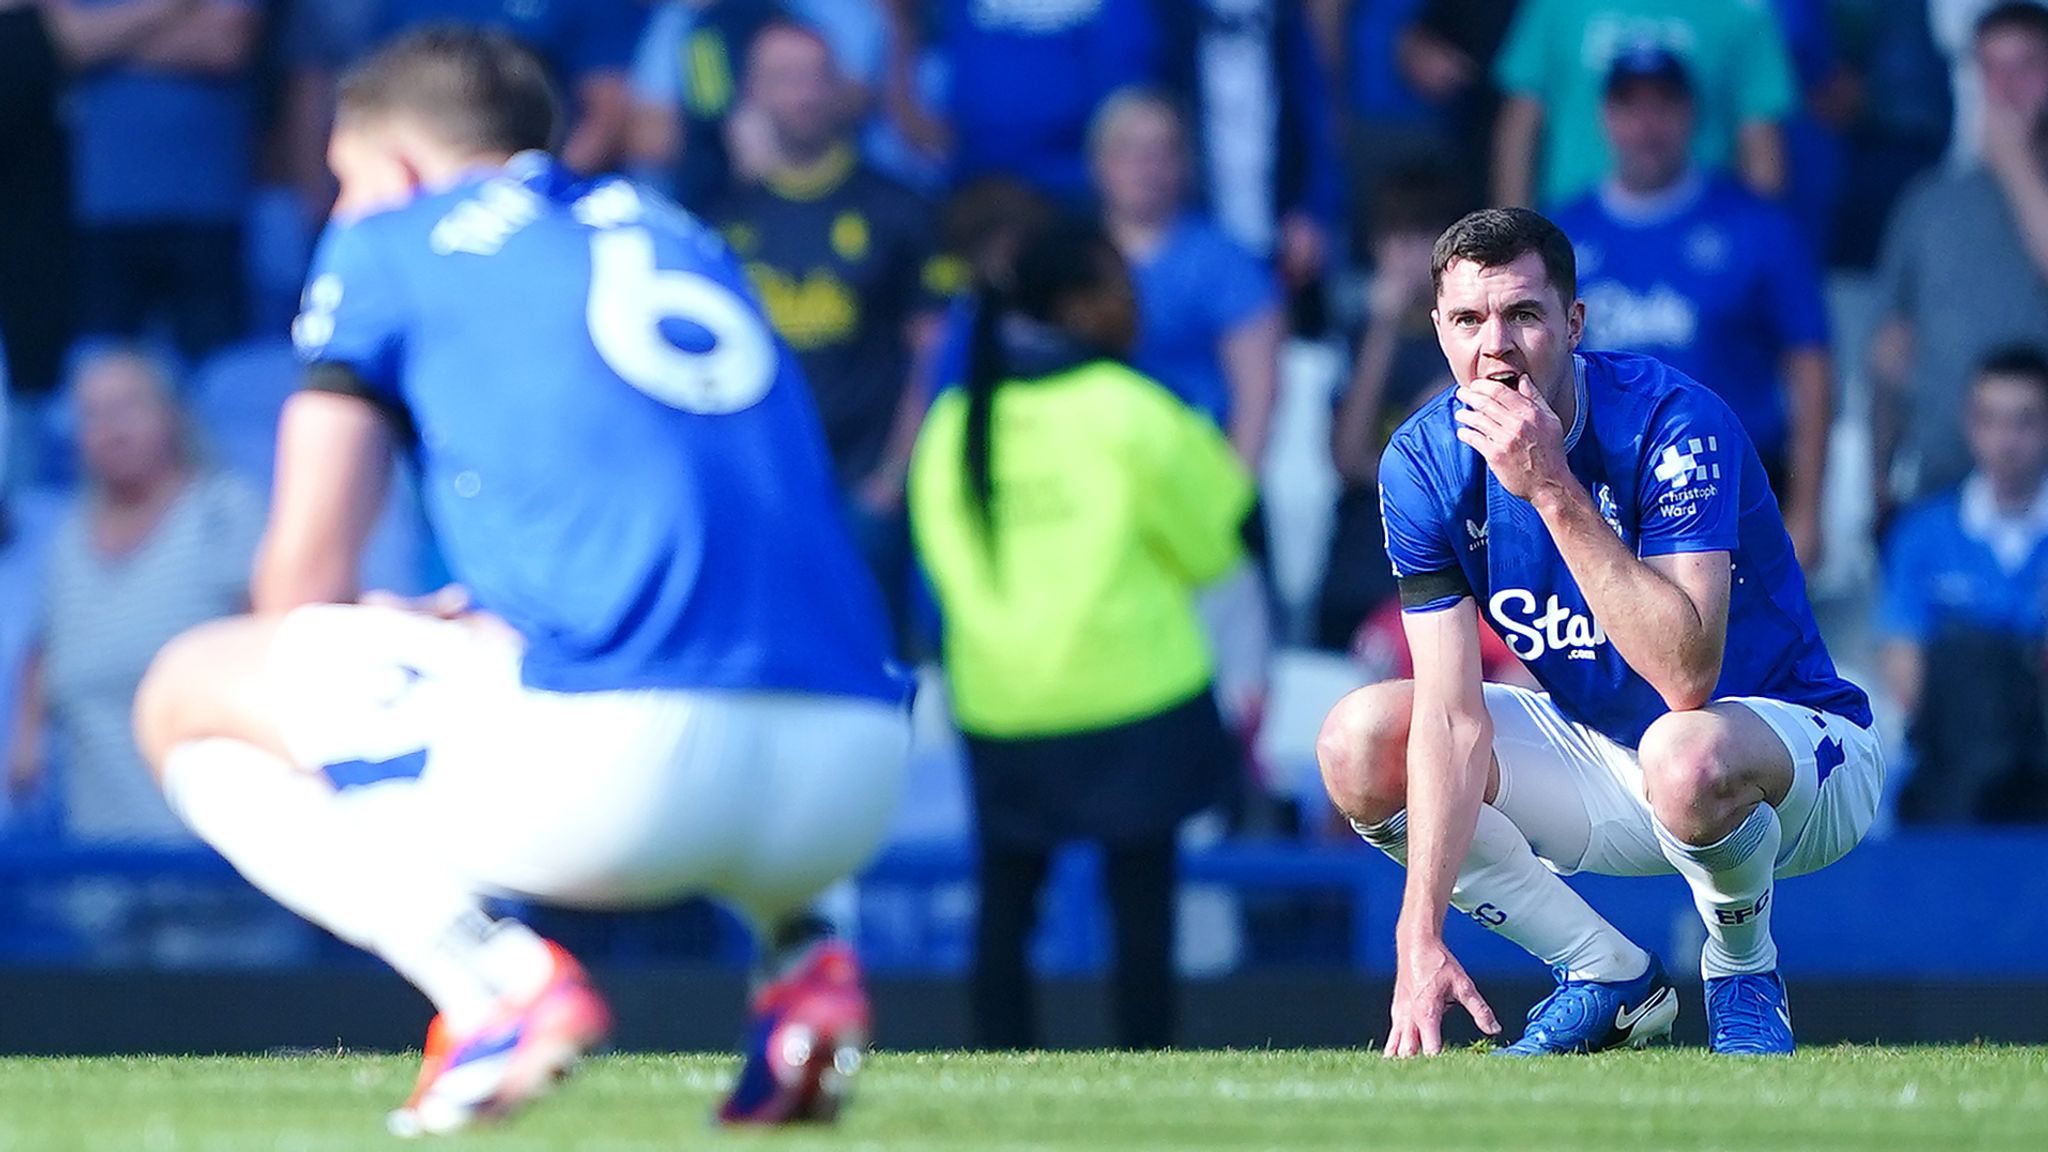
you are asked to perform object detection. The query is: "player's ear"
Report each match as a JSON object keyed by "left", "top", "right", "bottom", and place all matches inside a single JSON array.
[{"left": 1566, "top": 299, "right": 1586, "bottom": 349}]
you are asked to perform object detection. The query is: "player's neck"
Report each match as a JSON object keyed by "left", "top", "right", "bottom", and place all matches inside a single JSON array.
[
  {"left": 425, "top": 150, "right": 523, "bottom": 193},
  {"left": 1542, "top": 360, "right": 1581, "bottom": 439}
]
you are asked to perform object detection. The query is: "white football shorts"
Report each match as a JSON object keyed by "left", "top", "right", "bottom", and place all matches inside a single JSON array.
[
  {"left": 265, "top": 603, "right": 911, "bottom": 925},
  {"left": 1480, "top": 682, "right": 1885, "bottom": 879}
]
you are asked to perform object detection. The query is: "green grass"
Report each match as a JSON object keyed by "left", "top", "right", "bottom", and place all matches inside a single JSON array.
[{"left": 1, "top": 1048, "right": 2044, "bottom": 1151}]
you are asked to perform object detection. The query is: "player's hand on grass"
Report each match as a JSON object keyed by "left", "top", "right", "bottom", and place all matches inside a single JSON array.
[
  {"left": 1453, "top": 374, "right": 1568, "bottom": 503},
  {"left": 1386, "top": 936, "right": 1500, "bottom": 1058}
]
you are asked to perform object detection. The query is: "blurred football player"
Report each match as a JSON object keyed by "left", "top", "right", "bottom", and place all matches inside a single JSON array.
[
  {"left": 132, "top": 26, "right": 909, "bottom": 1134},
  {"left": 1317, "top": 207, "right": 1881, "bottom": 1059}
]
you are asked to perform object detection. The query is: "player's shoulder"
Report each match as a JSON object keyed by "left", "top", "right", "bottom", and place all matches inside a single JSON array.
[
  {"left": 1583, "top": 349, "right": 1740, "bottom": 435},
  {"left": 1381, "top": 384, "right": 1467, "bottom": 482}
]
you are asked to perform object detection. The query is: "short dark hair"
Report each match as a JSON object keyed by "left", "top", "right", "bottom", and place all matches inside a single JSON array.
[
  {"left": 1975, "top": 344, "right": 2048, "bottom": 401},
  {"left": 1432, "top": 207, "right": 1577, "bottom": 304},
  {"left": 338, "top": 25, "right": 562, "bottom": 156},
  {"left": 1977, "top": 2, "right": 2048, "bottom": 45}
]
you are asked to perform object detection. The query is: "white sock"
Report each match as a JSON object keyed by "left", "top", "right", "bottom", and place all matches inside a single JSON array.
[
  {"left": 1655, "top": 803, "right": 1781, "bottom": 979},
  {"left": 1353, "top": 805, "right": 1650, "bottom": 983},
  {"left": 162, "top": 738, "right": 555, "bottom": 1031}
]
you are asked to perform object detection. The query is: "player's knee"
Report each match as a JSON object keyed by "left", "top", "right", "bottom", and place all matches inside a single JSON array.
[
  {"left": 132, "top": 616, "right": 274, "bottom": 777},
  {"left": 1638, "top": 710, "right": 1744, "bottom": 840},
  {"left": 1316, "top": 681, "right": 1412, "bottom": 826}
]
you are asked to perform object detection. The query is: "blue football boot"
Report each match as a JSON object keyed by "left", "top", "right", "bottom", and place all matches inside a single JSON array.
[
  {"left": 1706, "top": 970, "right": 1796, "bottom": 1055},
  {"left": 1497, "top": 955, "right": 1678, "bottom": 1055}
]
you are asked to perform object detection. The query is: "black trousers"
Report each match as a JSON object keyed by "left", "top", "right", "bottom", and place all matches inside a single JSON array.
[
  {"left": 77, "top": 222, "right": 244, "bottom": 364},
  {"left": 970, "top": 836, "right": 1177, "bottom": 1050}
]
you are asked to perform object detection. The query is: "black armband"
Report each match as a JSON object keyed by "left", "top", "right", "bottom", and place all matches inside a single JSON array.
[
  {"left": 302, "top": 362, "right": 417, "bottom": 444},
  {"left": 1397, "top": 567, "right": 1474, "bottom": 610}
]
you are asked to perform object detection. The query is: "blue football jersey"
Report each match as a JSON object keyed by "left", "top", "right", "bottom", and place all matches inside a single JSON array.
[
  {"left": 1378, "top": 351, "right": 1869, "bottom": 747},
  {"left": 1551, "top": 175, "right": 1828, "bottom": 466},
  {"left": 293, "top": 153, "right": 903, "bottom": 702}
]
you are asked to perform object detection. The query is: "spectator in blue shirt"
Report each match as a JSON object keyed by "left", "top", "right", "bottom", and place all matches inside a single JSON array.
[
  {"left": 54, "top": 0, "right": 265, "bottom": 365},
  {"left": 943, "top": 0, "right": 1163, "bottom": 203},
  {"left": 1551, "top": 46, "right": 1834, "bottom": 568},
  {"left": 1878, "top": 347, "right": 2048, "bottom": 824},
  {"left": 1091, "top": 88, "right": 1282, "bottom": 469}
]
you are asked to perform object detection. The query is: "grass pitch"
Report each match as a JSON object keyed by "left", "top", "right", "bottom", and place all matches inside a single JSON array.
[{"left": 0, "top": 1047, "right": 2043, "bottom": 1152}]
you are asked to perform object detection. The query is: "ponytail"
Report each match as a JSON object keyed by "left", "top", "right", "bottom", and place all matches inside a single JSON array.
[{"left": 962, "top": 286, "right": 1008, "bottom": 541}]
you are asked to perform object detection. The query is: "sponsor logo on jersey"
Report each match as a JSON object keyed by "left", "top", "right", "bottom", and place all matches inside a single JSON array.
[
  {"left": 1653, "top": 437, "right": 1722, "bottom": 519},
  {"left": 1465, "top": 518, "right": 1489, "bottom": 552},
  {"left": 1489, "top": 587, "right": 1609, "bottom": 662}
]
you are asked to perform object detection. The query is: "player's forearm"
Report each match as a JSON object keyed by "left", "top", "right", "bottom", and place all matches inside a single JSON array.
[
  {"left": 252, "top": 537, "right": 360, "bottom": 615},
  {"left": 1531, "top": 479, "right": 1723, "bottom": 709},
  {"left": 1396, "top": 704, "right": 1492, "bottom": 947},
  {"left": 1784, "top": 348, "right": 1834, "bottom": 528}
]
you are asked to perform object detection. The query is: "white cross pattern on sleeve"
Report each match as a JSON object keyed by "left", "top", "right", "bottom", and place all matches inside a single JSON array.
[{"left": 1653, "top": 437, "right": 1721, "bottom": 489}]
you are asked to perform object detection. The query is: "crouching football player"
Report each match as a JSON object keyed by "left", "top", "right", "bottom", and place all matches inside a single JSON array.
[
  {"left": 132, "top": 27, "right": 910, "bottom": 1133},
  {"left": 1318, "top": 208, "right": 1882, "bottom": 1057}
]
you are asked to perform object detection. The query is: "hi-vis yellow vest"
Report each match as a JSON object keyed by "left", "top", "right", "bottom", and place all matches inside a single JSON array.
[{"left": 909, "top": 360, "right": 1254, "bottom": 738}]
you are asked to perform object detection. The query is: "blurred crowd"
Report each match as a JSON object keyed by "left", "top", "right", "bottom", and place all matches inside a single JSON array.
[{"left": 5, "top": 0, "right": 2048, "bottom": 971}]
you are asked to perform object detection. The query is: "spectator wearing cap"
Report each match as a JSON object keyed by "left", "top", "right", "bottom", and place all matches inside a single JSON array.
[
  {"left": 1871, "top": 2, "right": 2048, "bottom": 512},
  {"left": 709, "top": 20, "right": 952, "bottom": 648},
  {"left": 52, "top": 0, "right": 266, "bottom": 365},
  {"left": 1490, "top": 0, "right": 1797, "bottom": 210},
  {"left": 1550, "top": 46, "right": 1833, "bottom": 568},
  {"left": 1878, "top": 347, "right": 2048, "bottom": 824}
]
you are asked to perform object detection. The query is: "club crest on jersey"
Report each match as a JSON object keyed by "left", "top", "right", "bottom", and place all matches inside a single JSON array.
[
  {"left": 1595, "top": 483, "right": 1626, "bottom": 539},
  {"left": 1490, "top": 588, "right": 1609, "bottom": 662}
]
